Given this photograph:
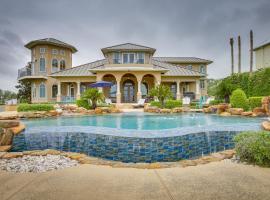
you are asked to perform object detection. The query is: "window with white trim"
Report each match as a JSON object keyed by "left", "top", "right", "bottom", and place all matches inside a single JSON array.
[
  {"left": 39, "top": 83, "right": 46, "bottom": 98},
  {"left": 200, "top": 80, "right": 205, "bottom": 89},
  {"left": 137, "top": 53, "right": 145, "bottom": 64},
  {"left": 52, "top": 49, "right": 58, "bottom": 55},
  {"left": 40, "top": 48, "right": 46, "bottom": 54},
  {"left": 60, "top": 50, "right": 65, "bottom": 56},
  {"left": 113, "top": 52, "right": 121, "bottom": 64},
  {"left": 123, "top": 53, "right": 135, "bottom": 64},
  {"left": 200, "top": 65, "right": 206, "bottom": 74},
  {"left": 187, "top": 65, "right": 193, "bottom": 70},
  {"left": 39, "top": 57, "right": 46, "bottom": 72},
  {"left": 52, "top": 59, "right": 58, "bottom": 73}
]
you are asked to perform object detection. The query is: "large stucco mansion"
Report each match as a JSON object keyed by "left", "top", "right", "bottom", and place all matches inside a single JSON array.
[{"left": 18, "top": 38, "right": 212, "bottom": 104}]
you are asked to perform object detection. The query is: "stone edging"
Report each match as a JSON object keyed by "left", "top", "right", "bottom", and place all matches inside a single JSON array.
[{"left": 0, "top": 149, "right": 235, "bottom": 169}]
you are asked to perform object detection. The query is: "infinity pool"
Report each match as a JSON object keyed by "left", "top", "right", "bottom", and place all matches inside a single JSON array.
[{"left": 12, "top": 113, "right": 264, "bottom": 162}]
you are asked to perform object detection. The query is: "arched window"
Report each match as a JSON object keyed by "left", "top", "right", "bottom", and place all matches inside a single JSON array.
[
  {"left": 200, "top": 65, "right": 206, "bottom": 74},
  {"left": 141, "top": 82, "right": 148, "bottom": 98},
  {"left": 32, "top": 83, "right": 36, "bottom": 98},
  {"left": 52, "top": 85, "right": 58, "bottom": 98},
  {"left": 39, "top": 58, "right": 46, "bottom": 72},
  {"left": 60, "top": 60, "right": 66, "bottom": 70},
  {"left": 39, "top": 83, "right": 46, "bottom": 98},
  {"left": 52, "top": 59, "right": 58, "bottom": 73}
]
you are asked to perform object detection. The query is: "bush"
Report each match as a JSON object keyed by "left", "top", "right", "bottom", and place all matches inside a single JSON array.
[
  {"left": 164, "top": 100, "right": 182, "bottom": 109},
  {"left": 234, "top": 131, "right": 270, "bottom": 167},
  {"left": 209, "top": 99, "right": 224, "bottom": 105},
  {"left": 76, "top": 99, "right": 90, "bottom": 110},
  {"left": 150, "top": 100, "right": 182, "bottom": 109},
  {"left": 249, "top": 97, "right": 263, "bottom": 110},
  {"left": 17, "top": 103, "right": 54, "bottom": 112},
  {"left": 230, "top": 89, "right": 249, "bottom": 111}
]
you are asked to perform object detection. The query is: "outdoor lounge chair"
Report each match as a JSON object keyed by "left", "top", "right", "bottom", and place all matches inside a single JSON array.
[
  {"left": 105, "top": 98, "right": 112, "bottom": 105},
  {"left": 133, "top": 99, "right": 146, "bottom": 108},
  {"left": 182, "top": 97, "right": 191, "bottom": 106},
  {"left": 204, "top": 97, "right": 215, "bottom": 105}
]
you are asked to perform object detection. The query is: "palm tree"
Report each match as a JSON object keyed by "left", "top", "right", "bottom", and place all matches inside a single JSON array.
[
  {"left": 250, "top": 30, "right": 254, "bottom": 73},
  {"left": 238, "top": 35, "right": 241, "bottom": 73},
  {"left": 149, "top": 84, "right": 173, "bottom": 108},
  {"left": 230, "top": 38, "right": 234, "bottom": 75},
  {"left": 82, "top": 88, "right": 104, "bottom": 109}
]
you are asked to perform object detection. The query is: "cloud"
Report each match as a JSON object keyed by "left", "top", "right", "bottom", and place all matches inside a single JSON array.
[{"left": 0, "top": 0, "right": 269, "bottom": 91}]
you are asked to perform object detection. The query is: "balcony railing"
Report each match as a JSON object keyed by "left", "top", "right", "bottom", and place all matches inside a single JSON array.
[{"left": 18, "top": 66, "right": 32, "bottom": 79}]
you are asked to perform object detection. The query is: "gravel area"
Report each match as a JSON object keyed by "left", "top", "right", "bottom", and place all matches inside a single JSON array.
[{"left": 0, "top": 155, "right": 79, "bottom": 173}]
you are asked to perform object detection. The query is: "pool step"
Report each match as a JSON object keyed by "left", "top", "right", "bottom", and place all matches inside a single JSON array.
[{"left": 116, "top": 103, "right": 134, "bottom": 109}]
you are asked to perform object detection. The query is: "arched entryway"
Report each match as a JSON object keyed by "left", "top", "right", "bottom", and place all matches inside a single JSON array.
[
  {"left": 141, "top": 74, "right": 155, "bottom": 101},
  {"left": 102, "top": 74, "right": 117, "bottom": 103},
  {"left": 121, "top": 73, "right": 137, "bottom": 103}
]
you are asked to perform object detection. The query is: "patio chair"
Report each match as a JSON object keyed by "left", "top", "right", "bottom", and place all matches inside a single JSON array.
[
  {"left": 204, "top": 97, "right": 215, "bottom": 105},
  {"left": 132, "top": 99, "right": 146, "bottom": 108},
  {"left": 182, "top": 97, "right": 191, "bottom": 106},
  {"left": 105, "top": 98, "right": 112, "bottom": 105}
]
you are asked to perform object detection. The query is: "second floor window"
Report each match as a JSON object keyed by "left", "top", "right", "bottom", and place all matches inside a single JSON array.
[
  {"left": 137, "top": 53, "right": 145, "bottom": 64},
  {"left": 187, "top": 65, "right": 193, "bottom": 70},
  {"left": 113, "top": 52, "right": 121, "bottom": 64},
  {"left": 40, "top": 48, "right": 46, "bottom": 54},
  {"left": 123, "top": 53, "right": 135, "bottom": 64},
  {"left": 52, "top": 59, "right": 58, "bottom": 73},
  {"left": 200, "top": 65, "right": 206, "bottom": 74},
  {"left": 60, "top": 50, "right": 65, "bottom": 55},
  {"left": 52, "top": 49, "right": 58, "bottom": 55},
  {"left": 60, "top": 60, "right": 66, "bottom": 70},
  {"left": 39, "top": 58, "right": 46, "bottom": 72}
]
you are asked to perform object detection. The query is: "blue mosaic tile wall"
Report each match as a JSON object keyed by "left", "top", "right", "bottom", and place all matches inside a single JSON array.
[{"left": 12, "top": 131, "right": 238, "bottom": 163}]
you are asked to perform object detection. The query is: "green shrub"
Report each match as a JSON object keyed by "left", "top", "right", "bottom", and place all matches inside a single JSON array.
[
  {"left": 76, "top": 99, "right": 90, "bottom": 110},
  {"left": 230, "top": 89, "right": 249, "bottom": 111},
  {"left": 209, "top": 99, "right": 224, "bottom": 105},
  {"left": 164, "top": 100, "right": 182, "bottom": 109},
  {"left": 17, "top": 103, "right": 54, "bottom": 112},
  {"left": 150, "top": 101, "right": 161, "bottom": 108},
  {"left": 249, "top": 97, "right": 263, "bottom": 110},
  {"left": 234, "top": 131, "right": 270, "bottom": 167}
]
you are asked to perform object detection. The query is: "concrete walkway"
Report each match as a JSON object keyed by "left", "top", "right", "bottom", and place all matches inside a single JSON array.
[{"left": 1, "top": 161, "right": 270, "bottom": 200}]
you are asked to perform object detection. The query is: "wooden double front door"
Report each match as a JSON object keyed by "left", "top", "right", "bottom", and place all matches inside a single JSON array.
[{"left": 123, "top": 80, "right": 135, "bottom": 103}]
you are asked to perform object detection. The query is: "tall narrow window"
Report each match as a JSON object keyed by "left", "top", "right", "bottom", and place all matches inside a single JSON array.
[
  {"left": 129, "top": 54, "right": 135, "bottom": 63},
  {"left": 200, "top": 80, "right": 205, "bottom": 89},
  {"left": 170, "top": 84, "right": 176, "bottom": 99},
  {"left": 32, "top": 84, "right": 36, "bottom": 98},
  {"left": 60, "top": 60, "right": 65, "bottom": 70},
  {"left": 39, "top": 58, "right": 46, "bottom": 72},
  {"left": 123, "top": 53, "right": 128, "bottom": 64},
  {"left": 52, "top": 85, "right": 58, "bottom": 98},
  {"left": 200, "top": 65, "right": 206, "bottom": 74},
  {"left": 52, "top": 59, "right": 58, "bottom": 72},
  {"left": 39, "top": 83, "right": 46, "bottom": 98},
  {"left": 60, "top": 50, "right": 65, "bottom": 55},
  {"left": 113, "top": 52, "right": 121, "bottom": 64},
  {"left": 137, "top": 53, "right": 145, "bottom": 64}
]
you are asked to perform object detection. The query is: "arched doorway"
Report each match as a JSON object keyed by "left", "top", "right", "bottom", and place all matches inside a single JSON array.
[
  {"left": 102, "top": 74, "right": 117, "bottom": 103},
  {"left": 123, "top": 79, "right": 135, "bottom": 103},
  {"left": 142, "top": 74, "right": 155, "bottom": 102}
]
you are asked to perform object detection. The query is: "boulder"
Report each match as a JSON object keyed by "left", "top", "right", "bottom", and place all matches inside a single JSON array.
[
  {"left": 110, "top": 107, "right": 121, "bottom": 113},
  {"left": 160, "top": 109, "right": 171, "bottom": 114},
  {"left": 94, "top": 108, "right": 103, "bottom": 114},
  {"left": 229, "top": 108, "right": 244, "bottom": 115},
  {"left": 10, "top": 123, "right": 25, "bottom": 135},
  {"left": 217, "top": 103, "right": 230, "bottom": 114},
  {"left": 144, "top": 106, "right": 159, "bottom": 113},
  {"left": 100, "top": 107, "right": 111, "bottom": 113},
  {"left": 0, "top": 120, "right": 20, "bottom": 128},
  {"left": 241, "top": 111, "right": 253, "bottom": 116},
  {"left": 262, "top": 97, "right": 270, "bottom": 114},
  {"left": 220, "top": 112, "right": 231, "bottom": 117},
  {"left": 48, "top": 110, "right": 58, "bottom": 116},
  {"left": 172, "top": 107, "right": 183, "bottom": 113},
  {"left": 262, "top": 121, "right": 270, "bottom": 131},
  {"left": 252, "top": 107, "right": 266, "bottom": 117},
  {"left": 0, "top": 129, "right": 14, "bottom": 146},
  {"left": 0, "top": 145, "right": 11, "bottom": 152},
  {"left": 1, "top": 152, "right": 23, "bottom": 159}
]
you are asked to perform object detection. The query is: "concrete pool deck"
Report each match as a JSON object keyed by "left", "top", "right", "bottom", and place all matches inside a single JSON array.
[{"left": 1, "top": 161, "right": 270, "bottom": 200}]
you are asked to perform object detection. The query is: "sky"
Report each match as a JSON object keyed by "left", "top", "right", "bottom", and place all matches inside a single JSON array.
[{"left": 0, "top": 0, "right": 269, "bottom": 91}]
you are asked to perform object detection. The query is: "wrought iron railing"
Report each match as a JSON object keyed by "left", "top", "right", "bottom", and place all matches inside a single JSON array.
[{"left": 18, "top": 66, "right": 31, "bottom": 79}]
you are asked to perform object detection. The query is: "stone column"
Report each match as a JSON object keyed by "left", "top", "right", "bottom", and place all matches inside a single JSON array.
[
  {"left": 176, "top": 80, "right": 181, "bottom": 100},
  {"left": 57, "top": 81, "right": 61, "bottom": 102},
  {"left": 116, "top": 78, "right": 121, "bottom": 104},
  {"left": 137, "top": 78, "right": 142, "bottom": 101},
  {"left": 76, "top": 81, "right": 81, "bottom": 100},
  {"left": 196, "top": 80, "right": 200, "bottom": 99}
]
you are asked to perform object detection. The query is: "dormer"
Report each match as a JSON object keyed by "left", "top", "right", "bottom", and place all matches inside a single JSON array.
[{"left": 101, "top": 43, "right": 156, "bottom": 65}]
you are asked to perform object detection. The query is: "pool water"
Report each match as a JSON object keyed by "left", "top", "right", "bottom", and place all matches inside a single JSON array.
[
  {"left": 21, "top": 112, "right": 263, "bottom": 130},
  {"left": 12, "top": 113, "right": 264, "bottom": 163}
]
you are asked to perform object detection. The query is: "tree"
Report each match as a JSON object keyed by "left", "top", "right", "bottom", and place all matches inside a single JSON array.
[
  {"left": 215, "top": 79, "right": 235, "bottom": 103},
  {"left": 230, "top": 37, "right": 234, "bottom": 75},
  {"left": 149, "top": 84, "right": 172, "bottom": 108},
  {"left": 250, "top": 30, "right": 254, "bottom": 73},
  {"left": 238, "top": 35, "right": 241, "bottom": 73},
  {"left": 15, "top": 80, "right": 31, "bottom": 103},
  {"left": 82, "top": 88, "right": 104, "bottom": 109},
  {"left": 0, "top": 89, "right": 17, "bottom": 104}
]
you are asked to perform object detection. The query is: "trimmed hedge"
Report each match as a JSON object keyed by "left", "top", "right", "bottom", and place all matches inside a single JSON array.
[
  {"left": 230, "top": 89, "right": 249, "bottom": 111},
  {"left": 249, "top": 97, "right": 263, "bottom": 110},
  {"left": 76, "top": 99, "right": 90, "bottom": 110},
  {"left": 209, "top": 99, "right": 224, "bottom": 105},
  {"left": 234, "top": 131, "right": 270, "bottom": 167},
  {"left": 17, "top": 103, "right": 54, "bottom": 112},
  {"left": 150, "top": 100, "right": 182, "bottom": 109}
]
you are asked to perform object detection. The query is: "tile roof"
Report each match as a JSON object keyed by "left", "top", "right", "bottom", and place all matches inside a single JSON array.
[
  {"left": 50, "top": 59, "right": 106, "bottom": 77},
  {"left": 153, "top": 57, "right": 212, "bottom": 64},
  {"left": 152, "top": 59, "right": 203, "bottom": 76},
  {"left": 25, "top": 38, "right": 78, "bottom": 53},
  {"left": 50, "top": 58, "right": 204, "bottom": 77},
  {"left": 101, "top": 43, "right": 156, "bottom": 53},
  {"left": 253, "top": 40, "right": 270, "bottom": 51}
]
